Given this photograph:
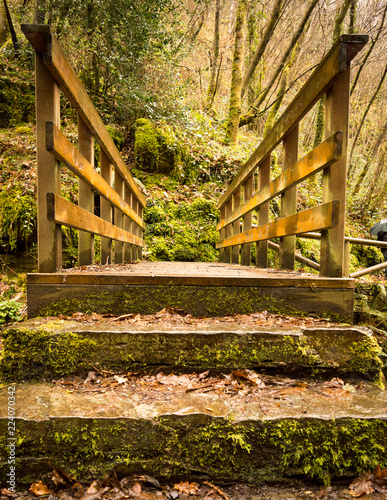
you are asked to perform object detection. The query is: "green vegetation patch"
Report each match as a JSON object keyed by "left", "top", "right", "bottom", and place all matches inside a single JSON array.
[
  {"left": 0, "top": 328, "right": 97, "bottom": 382},
  {"left": 0, "top": 416, "right": 386, "bottom": 488}
]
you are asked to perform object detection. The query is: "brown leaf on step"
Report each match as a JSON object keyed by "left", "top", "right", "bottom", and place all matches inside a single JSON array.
[
  {"left": 129, "top": 482, "right": 142, "bottom": 495},
  {"left": 1, "top": 489, "right": 18, "bottom": 498},
  {"left": 349, "top": 473, "right": 374, "bottom": 497},
  {"left": 52, "top": 468, "right": 73, "bottom": 487},
  {"left": 232, "top": 369, "right": 265, "bottom": 388},
  {"left": 372, "top": 465, "right": 387, "bottom": 491},
  {"left": 29, "top": 481, "right": 51, "bottom": 496},
  {"left": 321, "top": 377, "right": 344, "bottom": 388},
  {"left": 174, "top": 481, "right": 199, "bottom": 495}
]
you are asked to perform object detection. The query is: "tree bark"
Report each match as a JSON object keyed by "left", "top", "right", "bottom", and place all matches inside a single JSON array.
[
  {"left": 224, "top": 0, "right": 247, "bottom": 145},
  {"left": 240, "top": 0, "right": 284, "bottom": 99},
  {"left": 204, "top": 0, "right": 221, "bottom": 112}
]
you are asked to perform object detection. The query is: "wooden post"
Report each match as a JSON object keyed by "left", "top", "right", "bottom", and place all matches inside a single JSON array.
[
  {"left": 224, "top": 197, "right": 233, "bottom": 263},
  {"left": 279, "top": 124, "right": 298, "bottom": 270},
  {"left": 123, "top": 185, "right": 133, "bottom": 262},
  {"left": 35, "top": 52, "right": 61, "bottom": 272},
  {"left": 100, "top": 148, "right": 113, "bottom": 264},
  {"left": 257, "top": 157, "right": 270, "bottom": 268},
  {"left": 114, "top": 172, "right": 124, "bottom": 264},
  {"left": 138, "top": 203, "right": 144, "bottom": 260},
  {"left": 232, "top": 187, "right": 241, "bottom": 264},
  {"left": 241, "top": 174, "right": 253, "bottom": 266},
  {"left": 78, "top": 115, "right": 94, "bottom": 266},
  {"left": 219, "top": 204, "right": 226, "bottom": 262},
  {"left": 132, "top": 197, "right": 139, "bottom": 261},
  {"left": 320, "top": 68, "right": 350, "bottom": 277}
]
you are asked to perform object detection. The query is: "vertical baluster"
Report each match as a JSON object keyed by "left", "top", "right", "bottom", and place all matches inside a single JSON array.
[
  {"left": 138, "top": 203, "right": 144, "bottom": 260},
  {"left": 320, "top": 69, "right": 350, "bottom": 277},
  {"left": 257, "top": 157, "right": 270, "bottom": 268},
  {"left": 241, "top": 174, "right": 253, "bottom": 266},
  {"left": 114, "top": 172, "right": 124, "bottom": 264},
  {"left": 36, "top": 52, "right": 61, "bottom": 272},
  {"left": 78, "top": 116, "right": 94, "bottom": 266},
  {"left": 219, "top": 204, "right": 226, "bottom": 262},
  {"left": 123, "top": 185, "right": 133, "bottom": 262},
  {"left": 224, "top": 197, "right": 233, "bottom": 263},
  {"left": 132, "top": 197, "right": 139, "bottom": 261},
  {"left": 279, "top": 124, "right": 298, "bottom": 270},
  {"left": 232, "top": 187, "right": 241, "bottom": 264},
  {"left": 100, "top": 149, "right": 113, "bottom": 264}
]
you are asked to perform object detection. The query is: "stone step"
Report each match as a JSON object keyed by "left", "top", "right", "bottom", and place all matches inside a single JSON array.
[
  {"left": 26, "top": 262, "right": 354, "bottom": 321},
  {"left": 0, "top": 317, "right": 384, "bottom": 383},
  {"left": 0, "top": 377, "right": 386, "bottom": 488}
]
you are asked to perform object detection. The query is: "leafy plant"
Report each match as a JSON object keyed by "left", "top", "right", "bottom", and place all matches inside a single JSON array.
[{"left": 0, "top": 299, "right": 23, "bottom": 325}]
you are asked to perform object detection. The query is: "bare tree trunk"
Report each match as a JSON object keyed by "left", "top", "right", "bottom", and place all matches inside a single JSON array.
[
  {"left": 349, "top": 0, "right": 357, "bottom": 33},
  {"left": 34, "top": 0, "right": 46, "bottom": 23},
  {"left": 240, "top": 0, "right": 284, "bottom": 99},
  {"left": 240, "top": 0, "right": 318, "bottom": 129},
  {"left": 348, "top": 62, "right": 387, "bottom": 171},
  {"left": 2, "top": 0, "right": 18, "bottom": 51},
  {"left": 204, "top": 0, "right": 221, "bottom": 112},
  {"left": 224, "top": 0, "right": 247, "bottom": 145},
  {"left": 313, "top": 0, "right": 352, "bottom": 147},
  {"left": 350, "top": 3, "right": 387, "bottom": 95}
]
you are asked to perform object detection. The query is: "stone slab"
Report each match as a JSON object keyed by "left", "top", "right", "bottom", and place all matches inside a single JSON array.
[{"left": 0, "top": 382, "right": 386, "bottom": 487}]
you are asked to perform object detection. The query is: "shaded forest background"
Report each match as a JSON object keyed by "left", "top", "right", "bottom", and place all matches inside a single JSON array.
[{"left": 1, "top": 0, "right": 387, "bottom": 270}]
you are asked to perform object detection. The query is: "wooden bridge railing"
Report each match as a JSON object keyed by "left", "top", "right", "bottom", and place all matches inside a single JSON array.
[
  {"left": 22, "top": 24, "right": 146, "bottom": 273},
  {"left": 216, "top": 35, "right": 368, "bottom": 278}
]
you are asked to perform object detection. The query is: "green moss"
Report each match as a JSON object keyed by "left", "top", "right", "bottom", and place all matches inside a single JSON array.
[
  {"left": 134, "top": 118, "right": 160, "bottom": 171},
  {"left": 0, "top": 328, "right": 97, "bottom": 381}
]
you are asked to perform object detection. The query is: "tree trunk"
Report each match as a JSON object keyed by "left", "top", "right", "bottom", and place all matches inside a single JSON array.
[
  {"left": 204, "top": 0, "right": 221, "bottom": 112},
  {"left": 224, "top": 0, "right": 247, "bottom": 145},
  {"left": 241, "top": 0, "right": 284, "bottom": 99}
]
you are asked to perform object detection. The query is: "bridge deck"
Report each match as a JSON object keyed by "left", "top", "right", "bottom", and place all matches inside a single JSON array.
[{"left": 27, "top": 262, "right": 354, "bottom": 321}]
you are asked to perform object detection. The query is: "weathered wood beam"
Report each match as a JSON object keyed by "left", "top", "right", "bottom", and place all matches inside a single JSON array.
[
  {"left": 46, "top": 193, "right": 144, "bottom": 247},
  {"left": 46, "top": 122, "right": 145, "bottom": 229},
  {"left": 21, "top": 24, "right": 146, "bottom": 208},
  {"left": 217, "top": 34, "right": 367, "bottom": 208},
  {"left": 216, "top": 201, "right": 339, "bottom": 249},
  {"left": 217, "top": 132, "right": 342, "bottom": 231}
]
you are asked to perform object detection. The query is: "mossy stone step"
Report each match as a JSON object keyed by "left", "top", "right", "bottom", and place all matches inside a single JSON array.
[
  {"left": 0, "top": 318, "right": 384, "bottom": 383},
  {"left": 0, "top": 381, "right": 386, "bottom": 488}
]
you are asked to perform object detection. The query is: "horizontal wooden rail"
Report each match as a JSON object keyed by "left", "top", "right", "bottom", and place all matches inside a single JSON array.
[
  {"left": 217, "top": 132, "right": 342, "bottom": 231},
  {"left": 47, "top": 194, "right": 144, "bottom": 246},
  {"left": 22, "top": 24, "right": 145, "bottom": 208},
  {"left": 46, "top": 122, "right": 145, "bottom": 229},
  {"left": 218, "top": 35, "right": 367, "bottom": 208},
  {"left": 217, "top": 200, "right": 339, "bottom": 249}
]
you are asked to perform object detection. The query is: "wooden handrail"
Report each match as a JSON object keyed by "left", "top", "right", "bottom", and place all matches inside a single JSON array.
[
  {"left": 217, "top": 34, "right": 368, "bottom": 278},
  {"left": 22, "top": 24, "right": 145, "bottom": 272}
]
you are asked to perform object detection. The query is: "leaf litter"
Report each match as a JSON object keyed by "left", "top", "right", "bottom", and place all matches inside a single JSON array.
[{"left": 2, "top": 468, "right": 387, "bottom": 500}]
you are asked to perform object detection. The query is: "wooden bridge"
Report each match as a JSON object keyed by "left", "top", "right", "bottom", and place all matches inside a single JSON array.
[{"left": 22, "top": 25, "right": 376, "bottom": 321}]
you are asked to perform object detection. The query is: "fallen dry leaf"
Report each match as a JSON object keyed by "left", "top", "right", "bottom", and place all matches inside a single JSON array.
[
  {"left": 29, "top": 481, "right": 51, "bottom": 496},
  {"left": 349, "top": 473, "right": 374, "bottom": 497},
  {"left": 174, "top": 481, "right": 199, "bottom": 495}
]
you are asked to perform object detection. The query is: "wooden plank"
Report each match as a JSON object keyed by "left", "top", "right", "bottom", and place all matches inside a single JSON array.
[
  {"left": 320, "top": 68, "right": 350, "bottom": 277},
  {"left": 217, "top": 35, "right": 367, "bottom": 208},
  {"left": 77, "top": 115, "right": 94, "bottom": 266},
  {"left": 257, "top": 157, "right": 270, "bottom": 268},
  {"left": 241, "top": 175, "right": 253, "bottom": 265},
  {"left": 232, "top": 187, "right": 241, "bottom": 264},
  {"left": 279, "top": 124, "right": 298, "bottom": 270},
  {"left": 123, "top": 185, "right": 133, "bottom": 262},
  {"left": 21, "top": 24, "right": 146, "bottom": 208},
  {"left": 217, "top": 132, "right": 342, "bottom": 231},
  {"left": 46, "top": 123, "right": 145, "bottom": 229},
  {"left": 217, "top": 201, "right": 339, "bottom": 249},
  {"left": 114, "top": 172, "right": 124, "bottom": 264},
  {"left": 224, "top": 198, "right": 232, "bottom": 263},
  {"left": 46, "top": 193, "right": 144, "bottom": 246},
  {"left": 100, "top": 149, "right": 113, "bottom": 264},
  {"left": 218, "top": 205, "right": 226, "bottom": 262},
  {"left": 27, "top": 271, "right": 354, "bottom": 289},
  {"left": 35, "top": 51, "right": 61, "bottom": 273}
]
